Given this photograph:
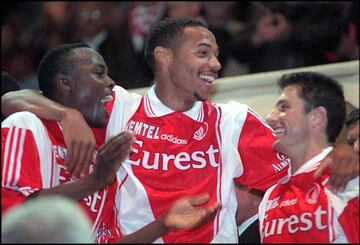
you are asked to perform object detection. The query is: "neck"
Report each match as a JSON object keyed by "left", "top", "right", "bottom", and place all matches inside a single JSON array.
[
  {"left": 286, "top": 136, "right": 329, "bottom": 175},
  {"left": 154, "top": 80, "right": 196, "bottom": 112}
]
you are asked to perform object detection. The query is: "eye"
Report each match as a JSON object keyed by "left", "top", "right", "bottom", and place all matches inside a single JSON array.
[
  {"left": 347, "top": 138, "right": 355, "bottom": 147},
  {"left": 279, "top": 104, "right": 289, "bottom": 111},
  {"left": 197, "top": 50, "right": 209, "bottom": 57},
  {"left": 95, "top": 69, "right": 105, "bottom": 77}
]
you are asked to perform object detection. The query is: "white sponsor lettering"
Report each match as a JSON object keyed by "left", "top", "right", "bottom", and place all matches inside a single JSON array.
[
  {"left": 127, "top": 120, "right": 188, "bottom": 144},
  {"left": 280, "top": 198, "right": 297, "bottom": 207},
  {"left": 53, "top": 145, "right": 67, "bottom": 159},
  {"left": 263, "top": 205, "right": 327, "bottom": 237},
  {"left": 272, "top": 153, "right": 291, "bottom": 173},
  {"left": 128, "top": 140, "right": 220, "bottom": 170},
  {"left": 83, "top": 191, "right": 103, "bottom": 213},
  {"left": 127, "top": 120, "right": 160, "bottom": 140}
]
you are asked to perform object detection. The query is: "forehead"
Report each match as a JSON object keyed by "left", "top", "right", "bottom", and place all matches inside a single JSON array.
[
  {"left": 69, "top": 48, "right": 105, "bottom": 67},
  {"left": 182, "top": 26, "right": 218, "bottom": 50},
  {"left": 279, "top": 85, "right": 300, "bottom": 99}
]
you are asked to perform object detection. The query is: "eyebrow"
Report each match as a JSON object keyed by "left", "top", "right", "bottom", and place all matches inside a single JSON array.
[{"left": 275, "top": 99, "right": 286, "bottom": 106}]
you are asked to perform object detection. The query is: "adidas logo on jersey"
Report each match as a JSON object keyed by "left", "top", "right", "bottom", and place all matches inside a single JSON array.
[{"left": 193, "top": 122, "right": 208, "bottom": 141}]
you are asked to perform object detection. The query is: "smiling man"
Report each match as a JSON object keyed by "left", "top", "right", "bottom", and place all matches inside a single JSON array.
[{"left": 260, "top": 72, "right": 359, "bottom": 243}]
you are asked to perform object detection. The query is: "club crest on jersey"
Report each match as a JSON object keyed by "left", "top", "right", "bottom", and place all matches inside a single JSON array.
[
  {"left": 305, "top": 183, "right": 320, "bottom": 204},
  {"left": 193, "top": 122, "right": 208, "bottom": 141}
]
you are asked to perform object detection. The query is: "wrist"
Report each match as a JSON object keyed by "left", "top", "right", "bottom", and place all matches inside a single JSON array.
[
  {"left": 157, "top": 214, "right": 171, "bottom": 236},
  {"left": 88, "top": 173, "right": 107, "bottom": 191}
]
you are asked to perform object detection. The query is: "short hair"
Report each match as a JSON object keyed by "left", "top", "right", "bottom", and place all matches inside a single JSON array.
[
  {"left": 2, "top": 71, "right": 20, "bottom": 122},
  {"left": 1, "top": 195, "right": 93, "bottom": 243},
  {"left": 144, "top": 18, "right": 208, "bottom": 71},
  {"left": 37, "top": 43, "right": 91, "bottom": 99},
  {"left": 2, "top": 70, "right": 20, "bottom": 94},
  {"left": 345, "top": 108, "right": 359, "bottom": 128},
  {"left": 277, "top": 71, "right": 346, "bottom": 143}
]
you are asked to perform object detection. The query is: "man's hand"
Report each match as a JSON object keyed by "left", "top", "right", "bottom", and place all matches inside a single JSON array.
[
  {"left": 161, "top": 193, "right": 220, "bottom": 231},
  {"left": 315, "top": 144, "right": 359, "bottom": 192},
  {"left": 94, "top": 131, "right": 135, "bottom": 187},
  {"left": 61, "top": 108, "right": 96, "bottom": 178}
]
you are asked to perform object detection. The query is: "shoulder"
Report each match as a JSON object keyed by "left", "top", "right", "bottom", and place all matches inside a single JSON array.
[
  {"left": 216, "top": 100, "right": 272, "bottom": 131},
  {"left": 113, "top": 85, "right": 142, "bottom": 101},
  {"left": 2, "top": 111, "right": 43, "bottom": 129}
]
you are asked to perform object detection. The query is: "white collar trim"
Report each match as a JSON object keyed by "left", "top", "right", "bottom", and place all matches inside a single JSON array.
[{"left": 144, "top": 85, "right": 204, "bottom": 122}]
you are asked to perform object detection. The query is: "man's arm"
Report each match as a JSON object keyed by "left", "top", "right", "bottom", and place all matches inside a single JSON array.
[
  {"left": 2, "top": 89, "right": 96, "bottom": 177},
  {"left": 315, "top": 143, "right": 359, "bottom": 192},
  {"left": 117, "top": 193, "right": 220, "bottom": 243},
  {"left": 29, "top": 131, "right": 134, "bottom": 200}
]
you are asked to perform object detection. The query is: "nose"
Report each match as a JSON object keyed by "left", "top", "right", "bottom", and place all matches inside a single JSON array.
[
  {"left": 266, "top": 108, "right": 279, "bottom": 128},
  {"left": 354, "top": 139, "right": 359, "bottom": 153},
  {"left": 106, "top": 76, "right": 115, "bottom": 89},
  {"left": 210, "top": 55, "right": 222, "bottom": 72}
]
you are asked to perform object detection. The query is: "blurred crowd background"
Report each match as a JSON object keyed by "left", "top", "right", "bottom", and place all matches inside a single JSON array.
[{"left": 2, "top": 1, "right": 359, "bottom": 90}]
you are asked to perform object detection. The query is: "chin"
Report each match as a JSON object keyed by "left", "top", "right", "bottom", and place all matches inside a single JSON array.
[
  {"left": 194, "top": 92, "right": 208, "bottom": 102},
  {"left": 273, "top": 141, "right": 285, "bottom": 153}
]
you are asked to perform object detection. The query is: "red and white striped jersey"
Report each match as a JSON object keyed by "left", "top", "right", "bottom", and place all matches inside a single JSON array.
[
  {"left": 1, "top": 112, "right": 121, "bottom": 243},
  {"left": 106, "top": 85, "right": 290, "bottom": 243},
  {"left": 258, "top": 147, "right": 359, "bottom": 243}
]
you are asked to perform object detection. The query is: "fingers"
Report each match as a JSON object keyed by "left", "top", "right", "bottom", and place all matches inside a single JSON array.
[
  {"left": 187, "top": 193, "right": 210, "bottom": 206},
  {"left": 96, "top": 131, "right": 135, "bottom": 169},
  {"left": 80, "top": 143, "right": 96, "bottom": 177},
  {"left": 314, "top": 157, "right": 332, "bottom": 179},
  {"left": 65, "top": 141, "right": 79, "bottom": 175}
]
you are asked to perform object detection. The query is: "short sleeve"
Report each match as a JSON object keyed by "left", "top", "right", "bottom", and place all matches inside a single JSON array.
[{"left": 234, "top": 109, "right": 290, "bottom": 191}]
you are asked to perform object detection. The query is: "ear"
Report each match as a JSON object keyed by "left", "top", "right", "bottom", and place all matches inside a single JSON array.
[
  {"left": 154, "top": 46, "right": 172, "bottom": 68},
  {"left": 54, "top": 73, "right": 72, "bottom": 92},
  {"left": 311, "top": 106, "right": 327, "bottom": 128}
]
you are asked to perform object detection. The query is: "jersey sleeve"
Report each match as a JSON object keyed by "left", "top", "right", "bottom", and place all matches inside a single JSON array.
[
  {"left": 2, "top": 121, "right": 44, "bottom": 213},
  {"left": 328, "top": 176, "right": 359, "bottom": 243},
  {"left": 234, "top": 108, "right": 290, "bottom": 192}
]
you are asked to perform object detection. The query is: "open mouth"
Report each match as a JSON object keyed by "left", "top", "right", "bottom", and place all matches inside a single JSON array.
[
  {"left": 274, "top": 127, "right": 285, "bottom": 137},
  {"left": 199, "top": 74, "right": 216, "bottom": 84},
  {"left": 101, "top": 94, "right": 113, "bottom": 104}
]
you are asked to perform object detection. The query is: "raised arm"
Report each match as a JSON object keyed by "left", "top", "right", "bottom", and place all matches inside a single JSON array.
[
  {"left": 117, "top": 193, "right": 220, "bottom": 244},
  {"left": 2, "top": 90, "right": 96, "bottom": 177},
  {"left": 315, "top": 143, "right": 359, "bottom": 192}
]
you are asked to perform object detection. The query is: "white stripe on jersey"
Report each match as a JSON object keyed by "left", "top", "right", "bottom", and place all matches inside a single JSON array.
[
  {"left": 214, "top": 104, "right": 222, "bottom": 236},
  {"left": 13, "top": 128, "right": 26, "bottom": 188},
  {"left": 3, "top": 126, "right": 14, "bottom": 187},
  {"left": 7, "top": 127, "right": 20, "bottom": 187}
]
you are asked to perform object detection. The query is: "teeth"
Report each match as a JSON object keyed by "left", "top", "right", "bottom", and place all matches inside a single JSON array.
[
  {"left": 274, "top": 128, "right": 285, "bottom": 134},
  {"left": 101, "top": 95, "right": 113, "bottom": 103},
  {"left": 199, "top": 74, "right": 215, "bottom": 83}
]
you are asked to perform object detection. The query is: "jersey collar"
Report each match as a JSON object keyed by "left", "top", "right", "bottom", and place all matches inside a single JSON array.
[{"left": 144, "top": 85, "right": 204, "bottom": 122}]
